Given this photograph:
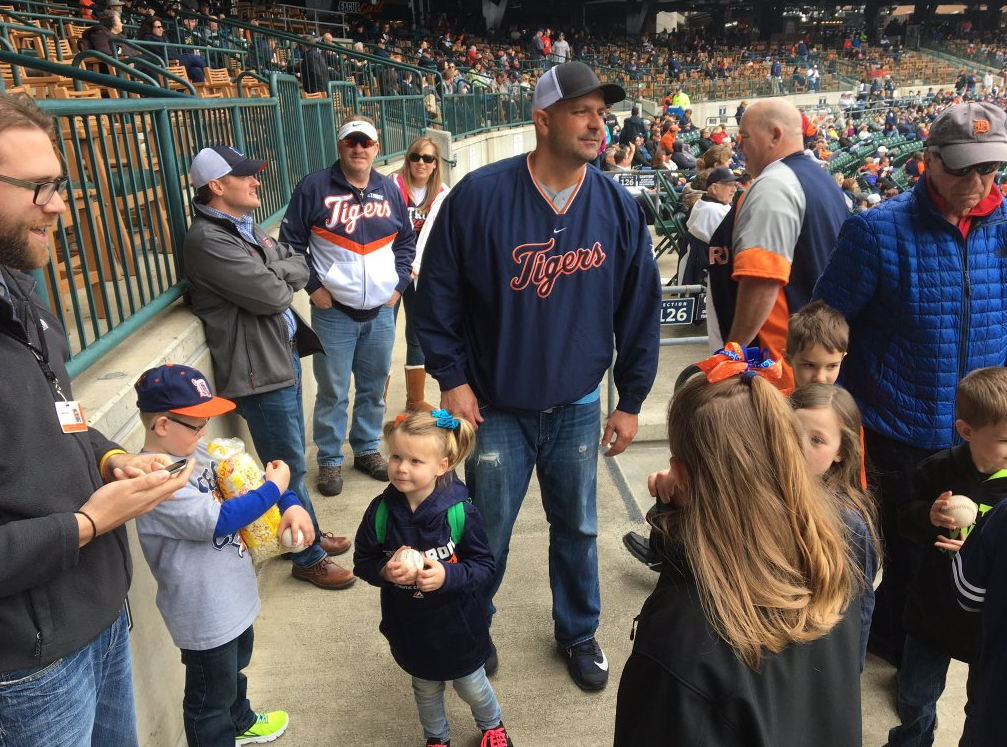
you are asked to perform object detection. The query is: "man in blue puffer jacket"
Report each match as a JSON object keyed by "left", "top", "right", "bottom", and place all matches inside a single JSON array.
[{"left": 814, "top": 101, "right": 1007, "bottom": 669}]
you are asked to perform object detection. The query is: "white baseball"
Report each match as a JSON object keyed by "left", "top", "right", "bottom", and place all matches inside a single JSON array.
[
  {"left": 280, "top": 527, "right": 306, "bottom": 551},
  {"left": 393, "top": 547, "right": 426, "bottom": 578},
  {"left": 942, "top": 494, "right": 978, "bottom": 528}
]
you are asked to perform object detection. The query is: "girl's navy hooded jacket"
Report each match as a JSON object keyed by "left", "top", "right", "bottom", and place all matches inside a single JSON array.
[{"left": 353, "top": 478, "right": 494, "bottom": 681}]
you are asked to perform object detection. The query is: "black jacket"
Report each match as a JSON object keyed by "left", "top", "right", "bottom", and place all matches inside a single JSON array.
[
  {"left": 620, "top": 114, "right": 648, "bottom": 145},
  {"left": 0, "top": 267, "right": 130, "bottom": 670},
  {"left": 300, "top": 47, "right": 329, "bottom": 94},
  {"left": 900, "top": 444, "right": 1007, "bottom": 662},
  {"left": 615, "top": 536, "right": 862, "bottom": 747}
]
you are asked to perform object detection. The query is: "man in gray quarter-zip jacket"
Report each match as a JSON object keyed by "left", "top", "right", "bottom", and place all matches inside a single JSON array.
[{"left": 183, "top": 145, "right": 355, "bottom": 591}]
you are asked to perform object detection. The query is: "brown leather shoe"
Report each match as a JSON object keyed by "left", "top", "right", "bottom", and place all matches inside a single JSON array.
[
  {"left": 319, "top": 532, "right": 351, "bottom": 556},
  {"left": 291, "top": 557, "right": 355, "bottom": 589}
]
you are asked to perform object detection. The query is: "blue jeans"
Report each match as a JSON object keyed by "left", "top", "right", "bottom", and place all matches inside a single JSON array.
[
  {"left": 180, "top": 625, "right": 256, "bottom": 747},
  {"left": 0, "top": 607, "right": 137, "bottom": 747},
  {"left": 177, "top": 53, "right": 207, "bottom": 83},
  {"left": 465, "top": 401, "right": 601, "bottom": 647},
  {"left": 886, "top": 633, "right": 975, "bottom": 746},
  {"left": 412, "top": 666, "right": 500, "bottom": 743},
  {"left": 393, "top": 282, "right": 424, "bottom": 367},
  {"left": 311, "top": 304, "right": 395, "bottom": 467},
  {"left": 233, "top": 350, "right": 325, "bottom": 569}
]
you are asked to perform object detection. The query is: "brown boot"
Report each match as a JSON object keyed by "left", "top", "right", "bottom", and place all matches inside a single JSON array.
[
  {"left": 405, "top": 366, "right": 434, "bottom": 412},
  {"left": 291, "top": 557, "right": 355, "bottom": 589}
]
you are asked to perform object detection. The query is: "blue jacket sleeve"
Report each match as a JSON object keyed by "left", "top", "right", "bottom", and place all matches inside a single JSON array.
[
  {"left": 213, "top": 481, "right": 286, "bottom": 538},
  {"left": 391, "top": 190, "right": 417, "bottom": 294},
  {"left": 413, "top": 188, "right": 471, "bottom": 392},
  {"left": 279, "top": 176, "right": 323, "bottom": 294},
  {"left": 439, "top": 502, "right": 495, "bottom": 594},
  {"left": 812, "top": 212, "right": 879, "bottom": 321},
  {"left": 352, "top": 496, "right": 391, "bottom": 587},
  {"left": 953, "top": 502, "right": 1004, "bottom": 612},
  {"left": 612, "top": 206, "right": 661, "bottom": 414}
]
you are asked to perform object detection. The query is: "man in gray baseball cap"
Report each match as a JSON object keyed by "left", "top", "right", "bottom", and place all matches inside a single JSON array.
[
  {"left": 926, "top": 100, "right": 1007, "bottom": 170},
  {"left": 183, "top": 145, "right": 356, "bottom": 590}
]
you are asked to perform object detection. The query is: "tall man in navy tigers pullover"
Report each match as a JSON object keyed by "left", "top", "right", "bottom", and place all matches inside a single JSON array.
[
  {"left": 281, "top": 116, "right": 415, "bottom": 497},
  {"left": 414, "top": 61, "right": 661, "bottom": 692}
]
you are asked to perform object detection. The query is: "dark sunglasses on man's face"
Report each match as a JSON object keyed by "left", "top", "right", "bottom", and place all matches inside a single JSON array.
[
  {"left": 408, "top": 153, "right": 437, "bottom": 164},
  {"left": 933, "top": 152, "right": 1002, "bottom": 177},
  {"left": 342, "top": 136, "right": 375, "bottom": 149}
]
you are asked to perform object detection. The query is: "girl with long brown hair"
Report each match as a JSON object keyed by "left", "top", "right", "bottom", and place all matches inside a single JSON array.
[
  {"left": 615, "top": 366, "right": 863, "bottom": 746},
  {"left": 791, "top": 382, "right": 882, "bottom": 671}
]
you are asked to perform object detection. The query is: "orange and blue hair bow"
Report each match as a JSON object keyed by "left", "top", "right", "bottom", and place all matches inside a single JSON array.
[{"left": 695, "top": 342, "right": 783, "bottom": 384}]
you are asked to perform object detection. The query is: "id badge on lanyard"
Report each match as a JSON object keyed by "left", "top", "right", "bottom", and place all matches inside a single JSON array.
[{"left": 20, "top": 300, "right": 89, "bottom": 434}]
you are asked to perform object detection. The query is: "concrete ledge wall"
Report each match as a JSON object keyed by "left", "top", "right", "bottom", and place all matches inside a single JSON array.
[{"left": 71, "top": 124, "right": 534, "bottom": 747}]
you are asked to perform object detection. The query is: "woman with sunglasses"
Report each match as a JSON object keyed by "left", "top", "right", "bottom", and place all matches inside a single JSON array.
[
  {"left": 815, "top": 100, "right": 1007, "bottom": 670},
  {"left": 392, "top": 137, "right": 450, "bottom": 413}
]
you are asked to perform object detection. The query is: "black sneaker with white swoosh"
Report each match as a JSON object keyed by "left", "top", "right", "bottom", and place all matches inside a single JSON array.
[{"left": 562, "top": 637, "right": 608, "bottom": 691}]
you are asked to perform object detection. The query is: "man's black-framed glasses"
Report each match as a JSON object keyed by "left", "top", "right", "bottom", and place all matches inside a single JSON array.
[
  {"left": 0, "top": 174, "right": 68, "bottom": 206},
  {"left": 932, "top": 152, "right": 1002, "bottom": 178}
]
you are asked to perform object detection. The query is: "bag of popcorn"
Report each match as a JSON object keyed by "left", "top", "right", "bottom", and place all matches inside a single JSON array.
[{"left": 207, "top": 437, "right": 285, "bottom": 563}]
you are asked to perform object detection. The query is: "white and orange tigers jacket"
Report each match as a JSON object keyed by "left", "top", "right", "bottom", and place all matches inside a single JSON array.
[{"left": 281, "top": 162, "right": 415, "bottom": 319}]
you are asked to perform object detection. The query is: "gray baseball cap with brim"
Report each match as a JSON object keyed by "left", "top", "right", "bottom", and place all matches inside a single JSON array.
[
  {"left": 190, "top": 146, "right": 266, "bottom": 189},
  {"left": 927, "top": 101, "right": 1007, "bottom": 169},
  {"left": 532, "top": 61, "right": 625, "bottom": 112}
]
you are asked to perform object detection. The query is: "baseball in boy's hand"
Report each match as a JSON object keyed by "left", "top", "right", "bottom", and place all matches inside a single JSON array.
[
  {"left": 280, "top": 527, "right": 306, "bottom": 552},
  {"left": 941, "top": 494, "right": 978, "bottom": 529}
]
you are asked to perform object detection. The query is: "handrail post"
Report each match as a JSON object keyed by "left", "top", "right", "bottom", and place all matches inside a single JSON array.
[{"left": 153, "top": 107, "right": 189, "bottom": 267}]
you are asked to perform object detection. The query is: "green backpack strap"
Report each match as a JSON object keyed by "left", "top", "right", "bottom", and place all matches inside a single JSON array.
[
  {"left": 375, "top": 498, "right": 388, "bottom": 545},
  {"left": 447, "top": 500, "right": 467, "bottom": 545},
  {"left": 376, "top": 498, "right": 466, "bottom": 546}
]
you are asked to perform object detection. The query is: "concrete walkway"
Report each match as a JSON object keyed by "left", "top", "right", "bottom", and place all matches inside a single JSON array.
[{"left": 245, "top": 276, "right": 968, "bottom": 747}]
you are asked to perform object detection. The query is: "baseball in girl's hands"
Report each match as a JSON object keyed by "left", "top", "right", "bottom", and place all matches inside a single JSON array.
[
  {"left": 382, "top": 545, "right": 425, "bottom": 585},
  {"left": 393, "top": 547, "right": 426, "bottom": 577}
]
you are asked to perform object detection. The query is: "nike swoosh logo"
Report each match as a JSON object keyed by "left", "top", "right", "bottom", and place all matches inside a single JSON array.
[
  {"left": 553, "top": 227, "right": 566, "bottom": 233},
  {"left": 595, "top": 652, "right": 609, "bottom": 672}
]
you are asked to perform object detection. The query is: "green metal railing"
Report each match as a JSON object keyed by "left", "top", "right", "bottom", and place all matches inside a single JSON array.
[
  {"left": 270, "top": 72, "right": 309, "bottom": 196},
  {"left": 0, "top": 46, "right": 325, "bottom": 377},
  {"left": 356, "top": 94, "right": 425, "bottom": 162},
  {"left": 40, "top": 93, "right": 295, "bottom": 377},
  {"left": 441, "top": 89, "right": 534, "bottom": 138}
]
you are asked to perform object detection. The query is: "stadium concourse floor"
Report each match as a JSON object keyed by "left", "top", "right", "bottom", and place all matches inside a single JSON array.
[{"left": 244, "top": 244, "right": 969, "bottom": 747}]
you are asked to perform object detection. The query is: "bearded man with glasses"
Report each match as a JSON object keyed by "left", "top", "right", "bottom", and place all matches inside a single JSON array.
[
  {"left": 280, "top": 115, "right": 415, "bottom": 497},
  {"left": 0, "top": 92, "right": 194, "bottom": 746},
  {"left": 815, "top": 100, "right": 1007, "bottom": 677}
]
